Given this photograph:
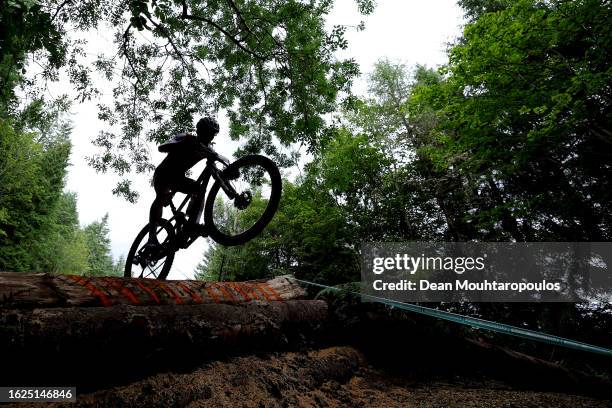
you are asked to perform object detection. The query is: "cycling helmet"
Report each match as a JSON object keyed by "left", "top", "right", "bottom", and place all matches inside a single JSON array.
[{"left": 196, "top": 117, "right": 219, "bottom": 142}]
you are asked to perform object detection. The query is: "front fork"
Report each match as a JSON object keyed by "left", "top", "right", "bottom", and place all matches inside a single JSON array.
[
  {"left": 212, "top": 163, "right": 253, "bottom": 210},
  {"left": 211, "top": 165, "right": 239, "bottom": 199}
]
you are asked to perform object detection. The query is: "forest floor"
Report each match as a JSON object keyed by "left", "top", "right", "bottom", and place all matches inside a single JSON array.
[{"left": 11, "top": 346, "right": 610, "bottom": 408}]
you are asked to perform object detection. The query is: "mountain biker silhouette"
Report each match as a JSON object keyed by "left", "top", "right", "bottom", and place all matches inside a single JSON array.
[
  {"left": 126, "top": 117, "right": 282, "bottom": 279},
  {"left": 146, "top": 117, "right": 220, "bottom": 249}
]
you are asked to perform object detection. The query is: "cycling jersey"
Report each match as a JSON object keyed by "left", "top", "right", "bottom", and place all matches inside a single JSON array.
[{"left": 156, "top": 133, "right": 210, "bottom": 179}]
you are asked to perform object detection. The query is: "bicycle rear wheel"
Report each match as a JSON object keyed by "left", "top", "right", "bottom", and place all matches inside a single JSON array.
[
  {"left": 204, "top": 155, "right": 281, "bottom": 246},
  {"left": 124, "top": 218, "right": 175, "bottom": 279}
]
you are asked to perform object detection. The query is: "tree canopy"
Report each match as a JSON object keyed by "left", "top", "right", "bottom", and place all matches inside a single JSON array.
[
  {"left": 2, "top": 0, "right": 375, "bottom": 201},
  {"left": 0, "top": 115, "right": 121, "bottom": 275},
  {"left": 411, "top": 0, "right": 612, "bottom": 241}
]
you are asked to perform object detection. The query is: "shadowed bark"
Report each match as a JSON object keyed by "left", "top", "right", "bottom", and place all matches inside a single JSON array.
[{"left": 0, "top": 273, "right": 305, "bottom": 308}]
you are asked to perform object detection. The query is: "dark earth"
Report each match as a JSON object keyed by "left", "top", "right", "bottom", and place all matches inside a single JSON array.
[{"left": 8, "top": 346, "right": 610, "bottom": 408}]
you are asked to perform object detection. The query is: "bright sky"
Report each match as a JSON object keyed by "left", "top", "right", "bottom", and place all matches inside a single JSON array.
[{"left": 63, "top": 0, "right": 465, "bottom": 279}]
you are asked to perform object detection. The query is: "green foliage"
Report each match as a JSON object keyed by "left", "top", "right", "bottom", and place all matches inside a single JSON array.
[
  {"left": 2, "top": 0, "right": 376, "bottom": 201},
  {"left": 458, "top": 0, "right": 513, "bottom": 21},
  {"left": 196, "top": 180, "right": 359, "bottom": 284},
  {"left": 43, "top": 192, "right": 90, "bottom": 275},
  {"left": 82, "top": 214, "right": 116, "bottom": 276},
  {"left": 0, "top": 0, "right": 66, "bottom": 116},
  {"left": 0, "top": 117, "right": 71, "bottom": 270},
  {"left": 111, "top": 255, "right": 126, "bottom": 277},
  {"left": 339, "top": 61, "right": 460, "bottom": 240},
  {"left": 310, "top": 128, "right": 399, "bottom": 240},
  {"left": 196, "top": 0, "right": 611, "bottom": 287},
  {"left": 412, "top": 0, "right": 612, "bottom": 241},
  {"left": 0, "top": 2, "right": 133, "bottom": 275},
  {"left": 0, "top": 117, "right": 120, "bottom": 275}
]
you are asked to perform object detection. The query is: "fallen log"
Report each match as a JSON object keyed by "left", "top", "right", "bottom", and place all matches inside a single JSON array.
[
  {"left": 0, "top": 272, "right": 304, "bottom": 308},
  {"left": 0, "top": 300, "right": 328, "bottom": 388}
]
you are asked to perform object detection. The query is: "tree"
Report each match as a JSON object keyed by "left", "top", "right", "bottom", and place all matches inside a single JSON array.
[
  {"left": 45, "top": 192, "right": 90, "bottom": 275},
  {"left": 3, "top": 0, "right": 376, "bottom": 201},
  {"left": 309, "top": 127, "right": 396, "bottom": 241},
  {"left": 111, "top": 255, "right": 126, "bottom": 277},
  {"left": 0, "top": 1, "right": 65, "bottom": 116},
  {"left": 0, "top": 102, "right": 122, "bottom": 275},
  {"left": 83, "top": 214, "right": 115, "bottom": 276},
  {"left": 457, "top": 0, "right": 513, "bottom": 21},
  {"left": 0, "top": 116, "right": 73, "bottom": 271},
  {"left": 411, "top": 0, "right": 612, "bottom": 241},
  {"left": 196, "top": 180, "right": 359, "bottom": 284},
  {"left": 344, "top": 60, "right": 475, "bottom": 241},
  {"left": 403, "top": 0, "right": 612, "bottom": 339}
]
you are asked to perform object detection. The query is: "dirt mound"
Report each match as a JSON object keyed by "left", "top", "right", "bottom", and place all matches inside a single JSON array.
[{"left": 14, "top": 347, "right": 610, "bottom": 408}]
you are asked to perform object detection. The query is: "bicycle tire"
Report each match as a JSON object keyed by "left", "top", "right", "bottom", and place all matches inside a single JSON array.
[
  {"left": 124, "top": 218, "right": 175, "bottom": 280},
  {"left": 204, "top": 155, "right": 282, "bottom": 246}
]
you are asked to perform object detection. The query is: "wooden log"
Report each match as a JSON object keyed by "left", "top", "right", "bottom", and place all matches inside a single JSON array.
[
  {"left": 0, "top": 272, "right": 305, "bottom": 308},
  {"left": 0, "top": 300, "right": 328, "bottom": 388},
  {"left": 0, "top": 300, "right": 327, "bottom": 347}
]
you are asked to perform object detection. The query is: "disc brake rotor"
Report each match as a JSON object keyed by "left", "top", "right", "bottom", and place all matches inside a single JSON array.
[{"left": 234, "top": 191, "right": 252, "bottom": 210}]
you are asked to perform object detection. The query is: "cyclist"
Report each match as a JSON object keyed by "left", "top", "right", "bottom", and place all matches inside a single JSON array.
[{"left": 146, "top": 117, "right": 219, "bottom": 249}]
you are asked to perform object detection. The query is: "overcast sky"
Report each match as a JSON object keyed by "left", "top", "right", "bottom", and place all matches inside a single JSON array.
[{"left": 63, "top": 1, "right": 465, "bottom": 279}]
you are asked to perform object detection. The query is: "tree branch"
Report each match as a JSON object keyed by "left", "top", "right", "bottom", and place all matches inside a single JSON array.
[
  {"left": 120, "top": 24, "right": 142, "bottom": 87},
  {"left": 179, "top": 0, "right": 266, "bottom": 61},
  {"left": 144, "top": 15, "right": 189, "bottom": 68},
  {"left": 51, "top": 0, "right": 72, "bottom": 22},
  {"left": 225, "top": 0, "right": 258, "bottom": 43}
]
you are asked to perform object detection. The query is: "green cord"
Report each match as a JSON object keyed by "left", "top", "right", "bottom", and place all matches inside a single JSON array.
[{"left": 289, "top": 277, "right": 612, "bottom": 357}]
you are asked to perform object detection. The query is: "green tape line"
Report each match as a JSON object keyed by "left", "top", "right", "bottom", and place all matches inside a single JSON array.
[{"left": 289, "top": 277, "right": 612, "bottom": 357}]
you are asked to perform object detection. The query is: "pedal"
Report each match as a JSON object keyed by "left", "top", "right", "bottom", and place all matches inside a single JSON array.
[
  {"left": 195, "top": 223, "right": 209, "bottom": 237},
  {"left": 185, "top": 223, "right": 209, "bottom": 238}
]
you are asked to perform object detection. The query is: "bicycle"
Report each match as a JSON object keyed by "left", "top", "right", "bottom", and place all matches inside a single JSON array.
[{"left": 124, "top": 146, "right": 282, "bottom": 280}]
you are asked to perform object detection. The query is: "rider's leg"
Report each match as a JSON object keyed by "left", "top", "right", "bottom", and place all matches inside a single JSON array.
[
  {"left": 148, "top": 195, "right": 165, "bottom": 245},
  {"left": 149, "top": 174, "right": 173, "bottom": 245}
]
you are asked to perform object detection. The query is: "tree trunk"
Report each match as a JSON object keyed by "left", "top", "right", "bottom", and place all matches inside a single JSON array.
[
  {"left": 0, "top": 300, "right": 328, "bottom": 388},
  {"left": 0, "top": 272, "right": 305, "bottom": 308}
]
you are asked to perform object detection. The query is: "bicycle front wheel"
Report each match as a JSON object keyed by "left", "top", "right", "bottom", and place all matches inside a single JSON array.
[{"left": 204, "top": 155, "right": 282, "bottom": 246}]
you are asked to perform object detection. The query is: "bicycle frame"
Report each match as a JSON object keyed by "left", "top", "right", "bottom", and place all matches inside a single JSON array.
[
  {"left": 164, "top": 152, "right": 238, "bottom": 250},
  {"left": 129, "top": 151, "right": 280, "bottom": 278}
]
